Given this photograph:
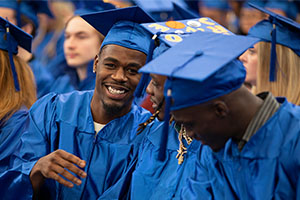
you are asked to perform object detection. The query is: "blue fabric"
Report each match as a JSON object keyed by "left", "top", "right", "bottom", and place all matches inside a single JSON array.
[
  {"left": 0, "top": 16, "right": 32, "bottom": 53},
  {"left": 29, "top": 58, "right": 54, "bottom": 98},
  {"left": 139, "top": 31, "right": 259, "bottom": 111},
  {"left": 101, "top": 20, "right": 153, "bottom": 55},
  {"left": 0, "top": 110, "right": 29, "bottom": 172},
  {"left": 181, "top": 98, "right": 300, "bottom": 199},
  {"left": 201, "top": 0, "right": 230, "bottom": 10},
  {"left": 248, "top": 3, "right": 300, "bottom": 56},
  {"left": 248, "top": 19, "right": 300, "bottom": 56},
  {"left": 7, "top": 91, "right": 151, "bottom": 199},
  {"left": 0, "top": 0, "right": 52, "bottom": 29},
  {"left": 130, "top": 119, "right": 202, "bottom": 199},
  {"left": 38, "top": 61, "right": 96, "bottom": 98},
  {"left": 166, "top": 60, "right": 246, "bottom": 111},
  {"left": 265, "top": 0, "right": 298, "bottom": 20},
  {"left": 0, "top": 110, "right": 32, "bottom": 200}
]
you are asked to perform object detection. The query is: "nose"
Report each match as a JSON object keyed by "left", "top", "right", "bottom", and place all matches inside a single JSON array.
[
  {"left": 146, "top": 80, "right": 154, "bottom": 95},
  {"left": 64, "top": 36, "right": 75, "bottom": 50},
  {"left": 111, "top": 67, "right": 128, "bottom": 82},
  {"left": 239, "top": 51, "right": 247, "bottom": 63}
]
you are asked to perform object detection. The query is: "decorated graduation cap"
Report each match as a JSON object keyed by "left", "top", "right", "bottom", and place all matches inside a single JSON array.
[
  {"left": 81, "top": 6, "right": 155, "bottom": 55},
  {"left": 140, "top": 31, "right": 259, "bottom": 160},
  {"left": 0, "top": 17, "right": 32, "bottom": 91},
  {"left": 248, "top": 3, "right": 300, "bottom": 81},
  {"left": 0, "top": 0, "right": 53, "bottom": 29},
  {"left": 134, "top": 16, "right": 233, "bottom": 98}
]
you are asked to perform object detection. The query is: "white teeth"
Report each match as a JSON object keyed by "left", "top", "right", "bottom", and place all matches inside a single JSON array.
[{"left": 108, "top": 86, "right": 125, "bottom": 94}]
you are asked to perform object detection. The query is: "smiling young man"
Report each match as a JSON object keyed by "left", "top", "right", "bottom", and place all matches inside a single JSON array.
[{"left": 7, "top": 7, "right": 154, "bottom": 199}]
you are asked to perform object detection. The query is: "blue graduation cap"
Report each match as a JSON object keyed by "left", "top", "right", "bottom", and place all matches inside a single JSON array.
[
  {"left": 265, "top": 0, "right": 298, "bottom": 20},
  {"left": 0, "top": 17, "right": 32, "bottom": 91},
  {"left": 134, "top": 17, "right": 234, "bottom": 97},
  {"left": 73, "top": 1, "right": 116, "bottom": 15},
  {"left": 81, "top": 6, "right": 155, "bottom": 55},
  {"left": 19, "top": 0, "right": 53, "bottom": 28},
  {"left": 242, "top": 0, "right": 266, "bottom": 8},
  {"left": 248, "top": 3, "right": 300, "bottom": 81},
  {"left": 0, "top": 0, "right": 53, "bottom": 29},
  {"left": 140, "top": 31, "right": 259, "bottom": 160},
  {"left": 133, "top": 0, "right": 173, "bottom": 13},
  {"left": 201, "top": 0, "right": 230, "bottom": 10}
]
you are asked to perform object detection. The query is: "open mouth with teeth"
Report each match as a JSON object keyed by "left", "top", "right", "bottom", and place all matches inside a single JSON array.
[{"left": 105, "top": 85, "right": 129, "bottom": 100}]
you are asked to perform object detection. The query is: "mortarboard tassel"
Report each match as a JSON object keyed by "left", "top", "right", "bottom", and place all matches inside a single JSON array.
[
  {"left": 270, "top": 23, "right": 277, "bottom": 82},
  {"left": 6, "top": 20, "right": 20, "bottom": 91},
  {"left": 158, "top": 50, "right": 203, "bottom": 161},
  {"left": 158, "top": 87, "right": 172, "bottom": 161},
  {"left": 135, "top": 33, "right": 160, "bottom": 98},
  {"left": 16, "top": 0, "right": 22, "bottom": 27}
]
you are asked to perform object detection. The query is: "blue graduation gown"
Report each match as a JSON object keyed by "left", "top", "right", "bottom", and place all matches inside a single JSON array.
[
  {"left": 181, "top": 98, "right": 300, "bottom": 199},
  {"left": 8, "top": 91, "right": 151, "bottom": 199},
  {"left": 38, "top": 61, "right": 96, "bottom": 98},
  {"left": 29, "top": 58, "right": 54, "bottom": 98},
  {"left": 0, "top": 109, "right": 29, "bottom": 172},
  {"left": 130, "top": 119, "right": 202, "bottom": 199}
]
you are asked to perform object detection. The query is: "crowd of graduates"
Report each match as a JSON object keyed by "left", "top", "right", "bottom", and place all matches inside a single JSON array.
[{"left": 0, "top": 0, "right": 300, "bottom": 199}]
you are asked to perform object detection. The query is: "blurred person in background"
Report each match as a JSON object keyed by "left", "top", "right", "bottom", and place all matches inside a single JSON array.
[
  {"left": 0, "top": 17, "right": 36, "bottom": 173},
  {"left": 241, "top": 4, "right": 300, "bottom": 105}
]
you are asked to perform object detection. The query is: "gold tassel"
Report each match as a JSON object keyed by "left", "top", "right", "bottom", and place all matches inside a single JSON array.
[
  {"left": 136, "top": 110, "right": 160, "bottom": 135},
  {"left": 176, "top": 125, "right": 193, "bottom": 164}
]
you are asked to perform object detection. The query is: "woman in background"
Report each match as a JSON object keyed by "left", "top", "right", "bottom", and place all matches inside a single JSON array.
[
  {"left": 240, "top": 4, "right": 300, "bottom": 104},
  {"left": 0, "top": 17, "right": 36, "bottom": 171}
]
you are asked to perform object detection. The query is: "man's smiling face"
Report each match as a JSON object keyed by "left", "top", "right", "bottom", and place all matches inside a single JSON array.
[{"left": 93, "top": 44, "right": 147, "bottom": 115}]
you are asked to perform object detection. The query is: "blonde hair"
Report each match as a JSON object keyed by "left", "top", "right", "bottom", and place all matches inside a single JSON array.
[
  {"left": 255, "top": 41, "right": 300, "bottom": 105},
  {"left": 0, "top": 50, "right": 37, "bottom": 122}
]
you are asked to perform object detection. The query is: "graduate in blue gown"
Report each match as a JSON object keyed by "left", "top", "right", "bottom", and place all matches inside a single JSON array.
[
  {"left": 129, "top": 42, "right": 200, "bottom": 200},
  {"left": 0, "top": 0, "right": 56, "bottom": 98},
  {"left": 129, "top": 16, "right": 236, "bottom": 199},
  {"left": 5, "top": 7, "right": 154, "bottom": 199},
  {"left": 140, "top": 21, "right": 300, "bottom": 199},
  {"left": 0, "top": 17, "right": 35, "bottom": 172},
  {"left": 37, "top": 8, "right": 105, "bottom": 97}
]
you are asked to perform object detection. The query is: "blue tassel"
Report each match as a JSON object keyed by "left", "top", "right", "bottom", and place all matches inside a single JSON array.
[
  {"left": 16, "top": 1, "right": 22, "bottom": 27},
  {"left": 134, "top": 73, "right": 150, "bottom": 98},
  {"left": 270, "top": 23, "right": 277, "bottom": 82},
  {"left": 6, "top": 20, "right": 20, "bottom": 91},
  {"left": 158, "top": 87, "right": 172, "bottom": 161},
  {"left": 135, "top": 34, "right": 159, "bottom": 98}
]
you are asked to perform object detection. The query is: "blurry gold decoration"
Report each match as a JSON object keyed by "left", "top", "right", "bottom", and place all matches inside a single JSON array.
[{"left": 176, "top": 124, "right": 192, "bottom": 165}]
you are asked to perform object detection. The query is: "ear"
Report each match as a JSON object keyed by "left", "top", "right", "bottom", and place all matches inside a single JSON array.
[
  {"left": 213, "top": 101, "right": 229, "bottom": 118},
  {"left": 93, "top": 54, "right": 99, "bottom": 73},
  {"left": 21, "top": 23, "right": 34, "bottom": 35}
]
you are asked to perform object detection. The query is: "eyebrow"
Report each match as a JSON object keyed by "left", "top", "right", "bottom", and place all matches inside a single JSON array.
[
  {"left": 103, "top": 57, "right": 120, "bottom": 65},
  {"left": 150, "top": 74, "right": 158, "bottom": 81},
  {"left": 65, "top": 31, "right": 88, "bottom": 36},
  {"left": 103, "top": 57, "right": 142, "bottom": 68}
]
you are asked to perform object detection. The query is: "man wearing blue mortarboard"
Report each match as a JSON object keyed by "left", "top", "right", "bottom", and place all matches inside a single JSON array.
[
  {"left": 130, "top": 14, "right": 234, "bottom": 199},
  {"left": 6, "top": 7, "right": 154, "bottom": 199},
  {"left": 141, "top": 19, "right": 300, "bottom": 198}
]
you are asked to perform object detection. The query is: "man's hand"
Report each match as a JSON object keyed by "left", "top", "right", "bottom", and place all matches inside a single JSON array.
[{"left": 30, "top": 149, "right": 87, "bottom": 192}]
